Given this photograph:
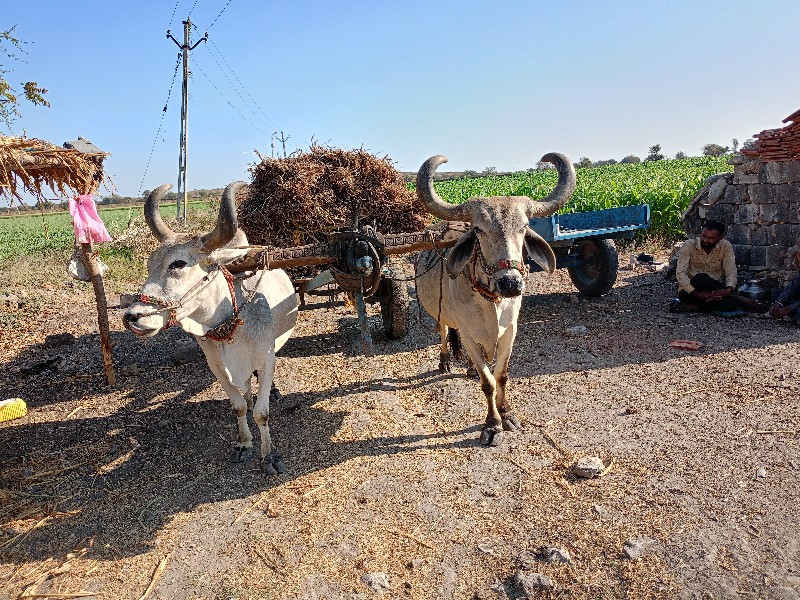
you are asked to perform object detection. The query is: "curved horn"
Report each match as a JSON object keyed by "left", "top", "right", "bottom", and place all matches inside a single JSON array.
[
  {"left": 528, "top": 152, "right": 576, "bottom": 217},
  {"left": 201, "top": 181, "right": 245, "bottom": 252},
  {"left": 144, "top": 184, "right": 175, "bottom": 242},
  {"left": 416, "top": 155, "right": 470, "bottom": 222}
]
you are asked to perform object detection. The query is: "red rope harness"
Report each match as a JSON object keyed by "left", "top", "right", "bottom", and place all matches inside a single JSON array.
[
  {"left": 201, "top": 266, "right": 245, "bottom": 342},
  {"left": 465, "top": 238, "right": 528, "bottom": 304},
  {"left": 130, "top": 263, "right": 254, "bottom": 343}
]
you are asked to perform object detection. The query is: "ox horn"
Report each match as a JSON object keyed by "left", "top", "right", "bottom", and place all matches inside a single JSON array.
[
  {"left": 416, "top": 155, "right": 470, "bottom": 222},
  {"left": 527, "top": 152, "right": 576, "bottom": 217},
  {"left": 144, "top": 184, "right": 176, "bottom": 242},
  {"left": 200, "top": 181, "right": 245, "bottom": 252}
]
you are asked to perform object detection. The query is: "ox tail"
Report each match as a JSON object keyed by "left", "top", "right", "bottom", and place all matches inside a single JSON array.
[{"left": 448, "top": 327, "right": 465, "bottom": 362}]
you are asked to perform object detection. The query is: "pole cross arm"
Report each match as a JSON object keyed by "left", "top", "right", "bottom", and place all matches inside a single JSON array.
[
  {"left": 166, "top": 30, "right": 182, "bottom": 46},
  {"left": 166, "top": 30, "right": 207, "bottom": 49},
  {"left": 190, "top": 33, "right": 208, "bottom": 50}
]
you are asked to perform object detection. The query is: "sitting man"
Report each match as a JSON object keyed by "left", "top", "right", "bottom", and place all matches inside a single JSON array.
[
  {"left": 768, "top": 246, "right": 800, "bottom": 324},
  {"left": 673, "top": 220, "right": 744, "bottom": 314}
]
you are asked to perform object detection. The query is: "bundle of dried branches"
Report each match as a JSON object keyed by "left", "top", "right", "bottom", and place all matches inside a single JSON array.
[
  {"left": 238, "top": 145, "right": 431, "bottom": 250},
  {"left": 0, "top": 135, "right": 107, "bottom": 202}
]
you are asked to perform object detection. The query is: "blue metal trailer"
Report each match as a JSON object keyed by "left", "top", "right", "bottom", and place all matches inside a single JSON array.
[{"left": 527, "top": 204, "right": 651, "bottom": 296}]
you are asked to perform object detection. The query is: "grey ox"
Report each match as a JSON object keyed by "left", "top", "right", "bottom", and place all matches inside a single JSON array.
[
  {"left": 123, "top": 182, "right": 298, "bottom": 473},
  {"left": 415, "top": 153, "right": 576, "bottom": 446}
]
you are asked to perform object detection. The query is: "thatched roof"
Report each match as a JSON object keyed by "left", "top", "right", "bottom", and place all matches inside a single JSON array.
[{"left": 0, "top": 135, "right": 109, "bottom": 202}]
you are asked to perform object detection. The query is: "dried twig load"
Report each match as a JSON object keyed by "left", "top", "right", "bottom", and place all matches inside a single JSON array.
[{"left": 238, "top": 145, "right": 431, "bottom": 249}]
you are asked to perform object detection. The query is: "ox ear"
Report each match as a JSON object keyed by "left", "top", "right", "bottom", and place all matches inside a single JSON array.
[
  {"left": 524, "top": 227, "right": 557, "bottom": 274},
  {"left": 446, "top": 229, "right": 477, "bottom": 279}
]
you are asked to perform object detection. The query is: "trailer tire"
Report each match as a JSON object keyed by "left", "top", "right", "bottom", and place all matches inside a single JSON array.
[
  {"left": 567, "top": 238, "right": 618, "bottom": 296},
  {"left": 379, "top": 278, "right": 410, "bottom": 339}
]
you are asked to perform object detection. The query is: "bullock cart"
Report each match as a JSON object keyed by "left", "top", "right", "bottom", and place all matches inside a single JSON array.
[
  {"left": 213, "top": 203, "right": 648, "bottom": 353},
  {"left": 211, "top": 203, "right": 649, "bottom": 354},
  {"left": 221, "top": 224, "right": 459, "bottom": 355}
]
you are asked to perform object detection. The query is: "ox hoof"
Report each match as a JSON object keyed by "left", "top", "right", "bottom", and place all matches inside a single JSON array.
[
  {"left": 261, "top": 451, "right": 286, "bottom": 475},
  {"left": 502, "top": 413, "right": 521, "bottom": 431},
  {"left": 269, "top": 385, "right": 283, "bottom": 403},
  {"left": 479, "top": 427, "right": 504, "bottom": 447},
  {"left": 439, "top": 357, "right": 451, "bottom": 373},
  {"left": 230, "top": 445, "right": 254, "bottom": 463}
]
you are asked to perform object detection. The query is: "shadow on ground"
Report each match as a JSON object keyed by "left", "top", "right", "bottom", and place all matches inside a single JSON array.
[
  {"left": 0, "top": 324, "right": 477, "bottom": 565},
  {"left": 1, "top": 267, "right": 797, "bottom": 568}
]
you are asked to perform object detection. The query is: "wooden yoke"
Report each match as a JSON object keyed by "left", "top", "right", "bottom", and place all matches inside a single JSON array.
[{"left": 224, "top": 230, "right": 459, "bottom": 274}]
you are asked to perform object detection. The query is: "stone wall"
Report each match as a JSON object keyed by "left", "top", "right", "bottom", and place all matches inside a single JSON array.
[{"left": 682, "top": 156, "right": 800, "bottom": 283}]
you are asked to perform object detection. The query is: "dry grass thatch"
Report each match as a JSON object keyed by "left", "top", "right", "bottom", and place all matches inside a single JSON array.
[
  {"left": 0, "top": 135, "right": 108, "bottom": 202},
  {"left": 238, "top": 145, "right": 432, "bottom": 250}
]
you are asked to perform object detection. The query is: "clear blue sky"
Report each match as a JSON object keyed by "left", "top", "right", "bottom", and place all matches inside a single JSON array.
[{"left": 4, "top": 1, "right": 799, "bottom": 200}]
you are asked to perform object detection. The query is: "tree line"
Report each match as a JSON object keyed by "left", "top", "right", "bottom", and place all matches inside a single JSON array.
[{"left": 564, "top": 138, "right": 752, "bottom": 171}]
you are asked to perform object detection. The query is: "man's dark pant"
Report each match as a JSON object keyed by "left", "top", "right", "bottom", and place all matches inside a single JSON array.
[{"left": 678, "top": 273, "right": 739, "bottom": 312}]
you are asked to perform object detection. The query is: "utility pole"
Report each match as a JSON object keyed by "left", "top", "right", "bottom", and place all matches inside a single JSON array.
[
  {"left": 167, "top": 18, "right": 207, "bottom": 222},
  {"left": 276, "top": 130, "right": 290, "bottom": 158}
]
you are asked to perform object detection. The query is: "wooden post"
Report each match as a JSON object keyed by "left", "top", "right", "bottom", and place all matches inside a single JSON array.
[{"left": 80, "top": 243, "right": 116, "bottom": 386}]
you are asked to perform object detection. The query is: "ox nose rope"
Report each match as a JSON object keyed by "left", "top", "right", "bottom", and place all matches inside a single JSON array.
[
  {"left": 130, "top": 265, "right": 224, "bottom": 330},
  {"left": 131, "top": 262, "right": 264, "bottom": 342},
  {"left": 466, "top": 237, "right": 528, "bottom": 304}
]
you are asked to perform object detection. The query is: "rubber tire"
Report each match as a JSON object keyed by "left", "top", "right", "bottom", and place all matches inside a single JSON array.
[
  {"left": 379, "top": 278, "right": 410, "bottom": 339},
  {"left": 567, "top": 238, "right": 619, "bottom": 296}
]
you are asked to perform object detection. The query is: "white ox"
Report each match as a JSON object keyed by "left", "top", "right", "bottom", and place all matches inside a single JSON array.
[
  {"left": 415, "top": 153, "right": 575, "bottom": 446},
  {"left": 123, "top": 182, "right": 298, "bottom": 473}
]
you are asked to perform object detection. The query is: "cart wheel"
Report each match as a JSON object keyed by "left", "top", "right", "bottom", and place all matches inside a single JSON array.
[
  {"left": 567, "top": 239, "right": 618, "bottom": 296},
  {"left": 379, "top": 278, "right": 410, "bottom": 339}
]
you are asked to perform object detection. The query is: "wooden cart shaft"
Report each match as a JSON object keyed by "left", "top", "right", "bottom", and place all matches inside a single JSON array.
[{"left": 224, "top": 230, "right": 458, "bottom": 273}]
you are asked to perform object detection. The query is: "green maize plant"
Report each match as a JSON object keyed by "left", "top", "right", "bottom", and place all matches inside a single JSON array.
[{"left": 421, "top": 156, "right": 731, "bottom": 239}]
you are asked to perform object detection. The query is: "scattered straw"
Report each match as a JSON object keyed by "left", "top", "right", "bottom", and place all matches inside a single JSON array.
[
  {"left": 20, "top": 592, "right": 98, "bottom": 598},
  {"left": 300, "top": 483, "right": 328, "bottom": 499},
  {"left": 28, "top": 460, "right": 92, "bottom": 481},
  {"left": 137, "top": 552, "right": 172, "bottom": 600},
  {"left": 506, "top": 456, "right": 536, "bottom": 477},
  {"left": 541, "top": 429, "right": 570, "bottom": 457},
  {"left": 388, "top": 528, "right": 434, "bottom": 549},
  {"left": 64, "top": 405, "right": 85, "bottom": 419},
  {"left": 0, "top": 515, "right": 51, "bottom": 550},
  {"left": 232, "top": 493, "right": 268, "bottom": 525},
  {"left": 254, "top": 547, "right": 287, "bottom": 577},
  {"left": 556, "top": 476, "right": 577, "bottom": 498},
  {"left": 599, "top": 458, "right": 616, "bottom": 477}
]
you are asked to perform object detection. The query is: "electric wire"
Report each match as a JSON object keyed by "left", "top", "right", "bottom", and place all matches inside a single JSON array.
[
  {"left": 207, "top": 39, "right": 275, "bottom": 126},
  {"left": 191, "top": 57, "right": 270, "bottom": 137},
  {"left": 187, "top": 0, "right": 200, "bottom": 18},
  {"left": 204, "top": 40, "right": 276, "bottom": 129},
  {"left": 206, "top": 0, "right": 234, "bottom": 29},
  {"left": 137, "top": 52, "right": 183, "bottom": 196},
  {"left": 168, "top": 0, "right": 181, "bottom": 30}
]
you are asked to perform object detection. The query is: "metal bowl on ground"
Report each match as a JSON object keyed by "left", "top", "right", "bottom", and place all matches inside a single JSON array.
[{"left": 737, "top": 279, "right": 771, "bottom": 303}]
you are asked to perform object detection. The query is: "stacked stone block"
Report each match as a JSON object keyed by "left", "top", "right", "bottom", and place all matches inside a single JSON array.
[{"left": 683, "top": 156, "right": 800, "bottom": 283}]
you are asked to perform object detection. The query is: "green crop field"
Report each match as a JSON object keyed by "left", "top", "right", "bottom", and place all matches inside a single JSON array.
[
  {"left": 429, "top": 156, "right": 732, "bottom": 238},
  {"left": 0, "top": 201, "right": 212, "bottom": 263},
  {"left": 0, "top": 156, "right": 731, "bottom": 263}
]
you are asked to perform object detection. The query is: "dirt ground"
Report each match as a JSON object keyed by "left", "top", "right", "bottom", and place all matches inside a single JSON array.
[{"left": 1, "top": 249, "right": 799, "bottom": 600}]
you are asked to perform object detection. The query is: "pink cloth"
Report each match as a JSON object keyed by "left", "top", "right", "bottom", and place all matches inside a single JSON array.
[{"left": 69, "top": 195, "right": 112, "bottom": 243}]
